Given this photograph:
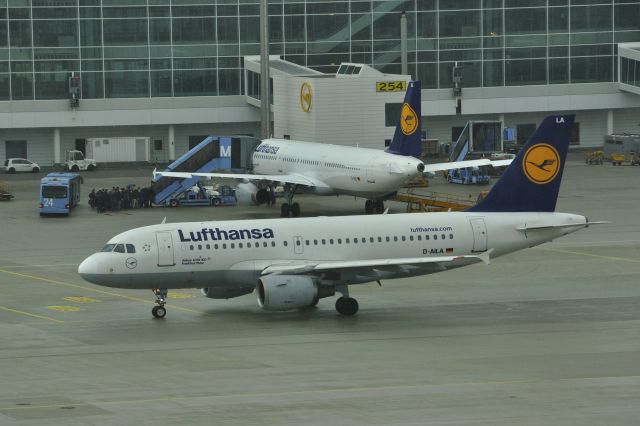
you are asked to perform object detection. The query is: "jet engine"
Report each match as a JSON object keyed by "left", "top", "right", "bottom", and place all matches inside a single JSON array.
[
  {"left": 257, "top": 275, "right": 334, "bottom": 311},
  {"left": 201, "top": 286, "right": 254, "bottom": 299},
  {"left": 235, "top": 182, "right": 270, "bottom": 205}
]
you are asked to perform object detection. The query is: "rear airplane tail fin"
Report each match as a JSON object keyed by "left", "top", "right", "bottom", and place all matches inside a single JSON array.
[
  {"left": 385, "top": 80, "right": 422, "bottom": 157},
  {"left": 468, "top": 114, "right": 575, "bottom": 213}
]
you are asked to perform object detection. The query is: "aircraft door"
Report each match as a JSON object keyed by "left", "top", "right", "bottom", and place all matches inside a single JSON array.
[
  {"left": 469, "top": 218, "right": 488, "bottom": 252},
  {"left": 293, "top": 236, "right": 304, "bottom": 254},
  {"left": 366, "top": 159, "right": 376, "bottom": 183},
  {"left": 156, "top": 231, "right": 175, "bottom": 266}
]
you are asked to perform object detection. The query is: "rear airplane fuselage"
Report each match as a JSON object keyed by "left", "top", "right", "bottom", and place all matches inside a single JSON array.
[
  {"left": 79, "top": 211, "right": 586, "bottom": 290},
  {"left": 251, "top": 138, "right": 424, "bottom": 198}
]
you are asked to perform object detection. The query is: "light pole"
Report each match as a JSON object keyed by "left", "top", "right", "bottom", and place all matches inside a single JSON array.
[{"left": 259, "top": 0, "right": 271, "bottom": 139}]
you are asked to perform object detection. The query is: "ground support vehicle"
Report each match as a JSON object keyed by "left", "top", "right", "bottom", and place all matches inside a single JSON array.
[
  {"left": 447, "top": 167, "right": 491, "bottom": 185},
  {"left": 39, "top": 173, "right": 82, "bottom": 215},
  {"left": 584, "top": 151, "right": 604, "bottom": 164},
  {"left": 165, "top": 185, "right": 237, "bottom": 207},
  {"left": 64, "top": 150, "right": 97, "bottom": 172},
  {"left": 0, "top": 181, "right": 13, "bottom": 201}
]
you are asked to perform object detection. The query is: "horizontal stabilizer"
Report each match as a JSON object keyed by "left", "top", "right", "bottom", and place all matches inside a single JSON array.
[{"left": 516, "top": 221, "right": 609, "bottom": 231}]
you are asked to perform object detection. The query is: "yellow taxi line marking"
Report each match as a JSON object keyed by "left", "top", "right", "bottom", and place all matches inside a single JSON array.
[
  {"left": 0, "top": 268, "right": 205, "bottom": 315},
  {"left": 536, "top": 247, "right": 640, "bottom": 264},
  {"left": 0, "top": 305, "right": 64, "bottom": 323}
]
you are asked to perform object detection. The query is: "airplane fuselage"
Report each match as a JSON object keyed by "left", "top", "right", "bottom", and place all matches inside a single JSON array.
[
  {"left": 79, "top": 211, "right": 586, "bottom": 290},
  {"left": 251, "top": 138, "right": 424, "bottom": 199}
]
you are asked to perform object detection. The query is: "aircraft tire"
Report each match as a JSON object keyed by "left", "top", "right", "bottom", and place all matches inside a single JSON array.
[
  {"left": 375, "top": 200, "right": 385, "bottom": 214},
  {"left": 152, "top": 306, "right": 166, "bottom": 318},
  {"left": 281, "top": 203, "right": 290, "bottom": 217},
  {"left": 335, "top": 297, "right": 359, "bottom": 316},
  {"left": 291, "top": 202, "right": 301, "bottom": 217}
]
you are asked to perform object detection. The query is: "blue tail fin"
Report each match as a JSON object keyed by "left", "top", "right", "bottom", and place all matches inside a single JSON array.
[
  {"left": 468, "top": 114, "right": 575, "bottom": 213},
  {"left": 385, "top": 80, "right": 422, "bottom": 157}
]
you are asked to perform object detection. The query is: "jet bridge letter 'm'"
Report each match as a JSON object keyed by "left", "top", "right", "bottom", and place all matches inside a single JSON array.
[
  {"left": 156, "top": 231, "right": 175, "bottom": 266},
  {"left": 469, "top": 218, "right": 488, "bottom": 252}
]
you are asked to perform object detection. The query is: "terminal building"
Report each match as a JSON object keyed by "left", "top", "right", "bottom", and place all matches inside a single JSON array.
[{"left": 1, "top": 0, "right": 640, "bottom": 166}]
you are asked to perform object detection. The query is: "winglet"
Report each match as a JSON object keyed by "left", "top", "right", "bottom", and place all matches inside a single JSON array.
[{"left": 478, "top": 248, "right": 494, "bottom": 265}]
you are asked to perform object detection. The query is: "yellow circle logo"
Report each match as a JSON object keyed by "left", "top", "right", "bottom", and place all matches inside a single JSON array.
[
  {"left": 300, "top": 82, "right": 312, "bottom": 112},
  {"left": 400, "top": 102, "right": 418, "bottom": 135},
  {"left": 523, "top": 143, "right": 560, "bottom": 184}
]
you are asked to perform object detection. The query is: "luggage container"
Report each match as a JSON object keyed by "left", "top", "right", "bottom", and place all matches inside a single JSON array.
[{"left": 86, "top": 137, "right": 150, "bottom": 163}]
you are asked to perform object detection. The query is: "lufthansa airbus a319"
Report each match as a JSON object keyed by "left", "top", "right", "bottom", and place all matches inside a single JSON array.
[{"left": 79, "top": 115, "right": 604, "bottom": 318}]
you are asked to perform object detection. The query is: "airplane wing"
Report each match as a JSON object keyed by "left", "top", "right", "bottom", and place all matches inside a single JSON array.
[
  {"left": 154, "top": 170, "right": 330, "bottom": 188},
  {"left": 261, "top": 250, "right": 493, "bottom": 277},
  {"left": 422, "top": 158, "right": 513, "bottom": 173}
]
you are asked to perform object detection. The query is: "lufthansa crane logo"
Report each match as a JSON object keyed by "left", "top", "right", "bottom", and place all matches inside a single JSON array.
[
  {"left": 125, "top": 257, "right": 138, "bottom": 269},
  {"left": 300, "top": 82, "right": 312, "bottom": 112},
  {"left": 523, "top": 143, "right": 560, "bottom": 184},
  {"left": 400, "top": 102, "right": 418, "bottom": 135}
]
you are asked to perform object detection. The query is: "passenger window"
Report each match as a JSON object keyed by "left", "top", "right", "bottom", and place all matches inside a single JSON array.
[
  {"left": 401, "top": 236, "right": 406, "bottom": 241},
  {"left": 441, "top": 234, "right": 446, "bottom": 240},
  {"left": 393, "top": 236, "right": 398, "bottom": 242},
  {"left": 101, "top": 244, "right": 116, "bottom": 252},
  {"left": 305, "top": 240, "right": 310, "bottom": 246},
  {"left": 418, "top": 235, "right": 422, "bottom": 241},
  {"left": 370, "top": 237, "right": 374, "bottom": 243},
  {"left": 338, "top": 238, "right": 342, "bottom": 244},
  {"left": 295, "top": 240, "right": 301, "bottom": 246},
  {"left": 450, "top": 234, "right": 454, "bottom": 239},
  {"left": 223, "top": 243, "right": 227, "bottom": 249},
  {"left": 330, "top": 239, "right": 334, "bottom": 244},
  {"left": 353, "top": 238, "right": 358, "bottom": 244},
  {"left": 189, "top": 245, "right": 194, "bottom": 251},
  {"left": 247, "top": 242, "right": 251, "bottom": 248},
  {"left": 215, "top": 244, "right": 219, "bottom": 249},
  {"left": 386, "top": 236, "right": 390, "bottom": 242},
  {"left": 263, "top": 242, "right": 267, "bottom": 247},
  {"left": 434, "top": 235, "right": 438, "bottom": 240},
  {"left": 238, "top": 243, "right": 243, "bottom": 248},
  {"left": 346, "top": 238, "right": 350, "bottom": 244},
  {"left": 378, "top": 237, "right": 382, "bottom": 242},
  {"left": 198, "top": 244, "right": 202, "bottom": 250},
  {"left": 409, "top": 236, "right": 414, "bottom": 241},
  {"left": 425, "top": 235, "right": 429, "bottom": 240},
  {"left": 271, "top": 241, "right": 275, "bottom": 247},
  {"left": 322, "top": 239, "right": 326, "bottom": 245},
  {"left": 126, "top": 244, "right": 136, "bottom": 253},
  {"left": 231, "top": 243, "right": 235, "bottom": 249},
  {"left": 206, "top": 244, "right": 210, "bottom": 249},
  {"left": 114, "top": 244, "right": 126, "bottom": 253},
  {"left": 314, "top": 239, "right": 318, "bottom": 245}
]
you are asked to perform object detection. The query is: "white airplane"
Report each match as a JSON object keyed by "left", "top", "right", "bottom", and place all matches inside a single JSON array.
[
  {"left": 79, "top": 114, "right": 604, "bottom": 319},
  {"left": 155, "top": 81, "right": 511, "bottom": 217}
]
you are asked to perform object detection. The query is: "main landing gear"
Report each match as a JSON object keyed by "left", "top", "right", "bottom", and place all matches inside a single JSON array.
[
  {"left": 281, "top": 184, "right": 301, "bottom": 218},
  {"left": 335, "top": 285, "right": 359, "bottom": 316},
  {"left": 151, "top": 288, "right": 167, "bottom": 318},
  {"left": 365, "top": 199, "right": 385, "bottom": 214}
]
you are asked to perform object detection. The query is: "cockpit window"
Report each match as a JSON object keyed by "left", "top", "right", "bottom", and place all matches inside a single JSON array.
[
  {"left": 114, "top": 244, "right": 125, "bottom": 253},
  {"left": 101, "top": 244, "right": 115, "bottom": 252},
  {"left": 126, "top": 244, "right": 136, "bottom": 253}
]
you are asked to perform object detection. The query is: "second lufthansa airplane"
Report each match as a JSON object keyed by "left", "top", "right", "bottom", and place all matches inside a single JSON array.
[
  {"left": 155, "top": 81, "right": 510, "bottom": 217},
  {"left": 79, "top": 114, "right": 604, "bottom": 318}
]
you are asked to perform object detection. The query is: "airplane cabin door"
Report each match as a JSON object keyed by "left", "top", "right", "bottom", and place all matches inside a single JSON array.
[
  {"left": 469, "top": 218, "right": 488, "bottom": 252},
  {"left": 293, "top": 236, "right": 304, "bottom": 254},
  {"left": 156, "top": 231, "right": 175, "bottom": 266},
  {"left": 366, "top": 159, "right": 376, "bottom": 183}
]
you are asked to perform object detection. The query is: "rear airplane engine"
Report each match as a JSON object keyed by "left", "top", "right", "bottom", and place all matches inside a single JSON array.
[
  {"left": 201, "top": 286, "right": 254, "bottom": 299},
  {"left": 257, "top": 275, "right": 333, "bottom": 311},
  {"left": 236, "top": 182, "right": 269, "bottom": 205}
]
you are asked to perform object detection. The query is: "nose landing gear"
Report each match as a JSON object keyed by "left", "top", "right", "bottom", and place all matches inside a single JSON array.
[
  {"left": 152, "top": 288, "right": 167, "bottom": 318},
  {"left": 281, "top": 184, "right": 301, "bottom": 217}
]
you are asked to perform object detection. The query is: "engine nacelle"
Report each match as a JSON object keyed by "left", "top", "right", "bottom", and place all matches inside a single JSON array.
[
  {"left": 201, "top": 286, "right": 254, "bottom": 299},
  {"left": 257, "top": 275, "right": 333, "bottom": 311},
  {"left": 236, "top": 182, "right": 270, "bottom": 205}
]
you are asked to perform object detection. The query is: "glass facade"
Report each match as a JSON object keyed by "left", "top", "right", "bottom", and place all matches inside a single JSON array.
[{"left": 0, "top": 0, "right": 638, "bottom": 101}]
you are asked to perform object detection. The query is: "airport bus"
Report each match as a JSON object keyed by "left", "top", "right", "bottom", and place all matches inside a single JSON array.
[{"left": 39, "top": 173, "right": 82, "bottom": 216}]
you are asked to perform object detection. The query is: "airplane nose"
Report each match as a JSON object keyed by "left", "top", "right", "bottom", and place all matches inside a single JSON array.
[{"left": 78, "top": 256, "right": 98, "bottom": 277}]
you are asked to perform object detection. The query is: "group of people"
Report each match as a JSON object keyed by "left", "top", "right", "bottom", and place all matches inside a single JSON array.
[{"left": 89, "top": 185, "right": 154, "bottom": 213}]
